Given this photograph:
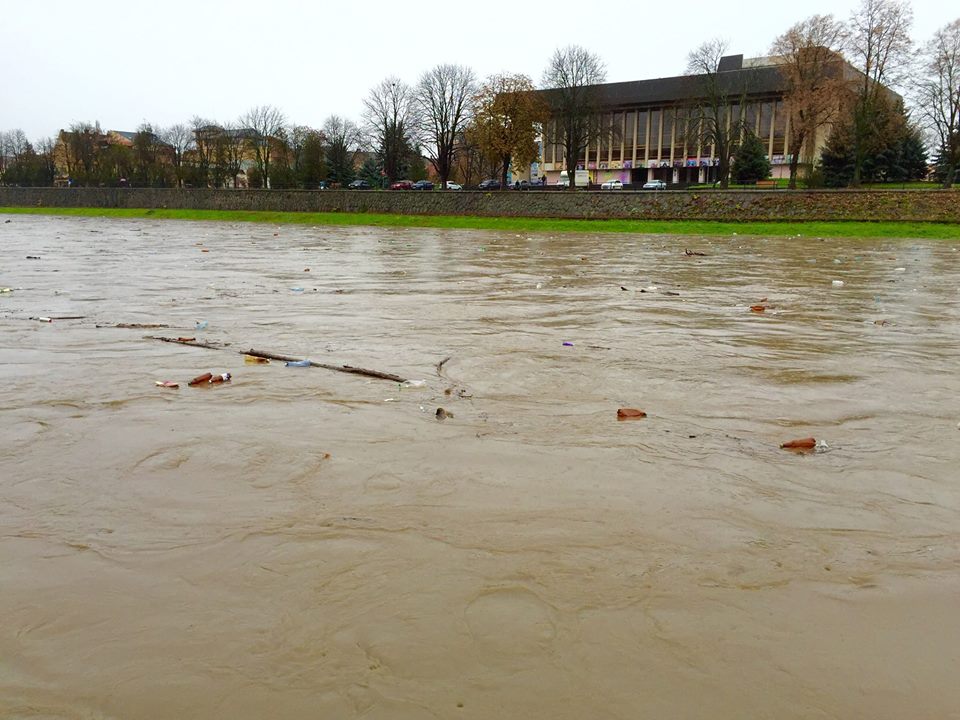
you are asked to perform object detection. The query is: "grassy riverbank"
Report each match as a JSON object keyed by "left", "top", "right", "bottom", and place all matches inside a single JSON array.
[{"left": 3, "top": 206, "right": 959, "bottom": 239}]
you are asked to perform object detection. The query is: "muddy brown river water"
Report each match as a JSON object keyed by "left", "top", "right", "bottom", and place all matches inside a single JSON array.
[{"left": 1, "top": 215, "right": 959, "bottom": 719}]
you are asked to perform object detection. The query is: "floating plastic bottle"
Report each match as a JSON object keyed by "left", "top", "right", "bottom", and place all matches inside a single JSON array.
[
  {"left": 195, "top": 320, "right": 208, "bottom": 330},
  {"left": 188, "top": 372, "right": 213, "bottom": 386},
  {"left": 209, "top": 372, "right": 231, "bottom": 384},
  {"left": 285, "top": 359, "right": 311, "bottom": 367}
]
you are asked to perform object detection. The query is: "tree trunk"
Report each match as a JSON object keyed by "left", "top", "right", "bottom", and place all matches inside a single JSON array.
[
  {"left": 718, "top": 156, "right": 730, "bottom": 189},
  {"left": 500, "top": 154, "right": 510, "bottom": 189},
  {"left": 788, "top": 154, "right": 800, "bottom": 190}
]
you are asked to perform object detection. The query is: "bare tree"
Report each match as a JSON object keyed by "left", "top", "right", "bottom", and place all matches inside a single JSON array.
[
  {"left": 36, "top": 136, "right": 58, "bottom": 185},
  {"left": 5, "top": 129, "right": 30, "bottom": 163},
  {"left": 240, "top": 105, "right": 286, "bottom": 189},
  {"left": 190, "top": 116, "right": 218, "bottom": 187},
  {"left": 62, "top": 121, "right": 103, "bottom": 185},
  {"left": 846, "top": 0, "right": 914, "bottom": 185},
  {"left": 541, "top": 45, "right": 607, "bottom": 191},
  {"left": 0, "top": 130, "right": 36, "bottom": 184},
  {"left": 220, "top": 123, "right": 251, "bottom": 188},
  {"left": 363, "top": 77, "right": 417, "bottom": 185},
  {"left": 415, "top": 64, "right": 476, "bottom": 188},
  {"left": 0, "top": 131, "right": 22, "bottom": 181},
  {"left": 161, "top": 123, "right": 193, "bottom": 187},
  {"left": 0, "top": 132, "right": 8, "bottom": 178},
  {"left": 684, "top": 39, "right": 750, "bottom": 189},
  {"left": 916, "top": 18, "right": 960, "bottom": 188},
  {"left": 322, "top": 115, "right": 362, "bottom": 185},
  {"left": 771, "top": 15, "right": 849, "bottom": 188}
]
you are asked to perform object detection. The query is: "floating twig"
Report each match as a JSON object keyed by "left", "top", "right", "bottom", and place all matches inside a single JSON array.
[
  {"left": 436, "top": 355, "right": 451, "bottom": 376},
  {"left": 145, "top": 336, "right": 407, "bottom": 383},
  {"left": 110, "top": 322, "right": 170, "bottom": 329},
  {"left": 147, "top": 335, "right": 229, "bottom": 351},
  {"left": 245, "top": 349, "right": 407, "bottom": 383}
]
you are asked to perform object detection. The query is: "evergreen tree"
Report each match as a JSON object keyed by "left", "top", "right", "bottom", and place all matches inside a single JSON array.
[
  {"left": 898, "top": 128, "right": 929, "bottom": 181},
  {"left": 732, "top": 131, "right": 771, "bottom": 184},
  {"left": 933, "top": 144, "right": 960, "bottom": 184},
  {"left": 819, "top": 123, "right": 856, "bottom": 187},
  {"left": 299, "top": 131, "right": 327, "bottom": 187},
  {"left": 358, "top": 156, "right": 383, "bottom": 188},
  {"left": 268, "top": 163, "right": 297, "bottom": 189},
  {"left": 401, "top": 142, "right": 428, "bottom": 181}
]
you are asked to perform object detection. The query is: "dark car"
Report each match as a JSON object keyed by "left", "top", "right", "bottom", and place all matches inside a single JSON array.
[
  {"left": 478, "top": 179, "right": 501, "bottom": 190},
  {"left": 390, "top": 180, "right": 415, "bottom": 190},
  {"left": 347, "top": 179, "right": 371, "bottom": 190},
  {"left": 412, "top": 180, "right": 434, "bottom": 191}
]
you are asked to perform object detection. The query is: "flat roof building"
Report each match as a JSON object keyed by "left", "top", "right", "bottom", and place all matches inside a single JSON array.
[{"left": 537, "top": 53, "right": 883, "bottom": 186}]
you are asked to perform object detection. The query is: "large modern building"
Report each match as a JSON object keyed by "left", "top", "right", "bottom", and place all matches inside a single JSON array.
[{"left": 537, "top": 53, "right": 867, "bottom": 186}]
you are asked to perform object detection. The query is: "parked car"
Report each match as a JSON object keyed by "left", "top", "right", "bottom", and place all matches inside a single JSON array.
[
  {"left": 642, "top": 180, "right": 667, "bottom": 189},
  {"left": 318, "top": 181, "right": 329, "bottom": 190},
  {"left": 347, "top": 179, "right": 371, "bottom": 190},
  {"left": 445, "top": 181, "right": 463, "bottom": 191},
  {"left": 512, "top": 180, "right": 533, "bottom": 190},
  {"left": 390, "top": 180, "right": 415, "bottom": 190},
  {"left": 478, "top": 179, "right": 501, "bottom": 190},
  {"left": 412, "top": 180, "right": 434, "bottom": 191},
  {"left": 601, "top": 179, "right": 624, "bottom": 190}
]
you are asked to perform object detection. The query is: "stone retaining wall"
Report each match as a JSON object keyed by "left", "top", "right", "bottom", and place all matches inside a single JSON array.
[{"left": 1, "top": 187, "right": 957, "bottom": 222}]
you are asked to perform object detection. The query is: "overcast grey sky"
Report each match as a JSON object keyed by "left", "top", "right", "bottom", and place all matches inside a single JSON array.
[{"left": 3, "top": 0, "right": 955, "bottom": 140}]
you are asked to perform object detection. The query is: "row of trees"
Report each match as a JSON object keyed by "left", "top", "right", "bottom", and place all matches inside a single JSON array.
[
  {"left": 0, "top": 130, "right": 57, "bottom": 186},
  {"left": 2, "top": 1, "right": 957, "bottom": 190},
  {"left": 51, "top": 110, "right": 374, "bottom": 190},
  {"left": 717, "top": 1, "right": 956, "bottom": 187}
]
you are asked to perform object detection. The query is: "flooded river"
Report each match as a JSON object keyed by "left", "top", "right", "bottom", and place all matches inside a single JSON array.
[{"left": 1, "top": 215, "right": 959, "bottom": 719}]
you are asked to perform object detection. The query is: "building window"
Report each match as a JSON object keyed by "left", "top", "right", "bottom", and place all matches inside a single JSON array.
[
  {"left": 760, "top": 101, "right": 774, "bottom": 148},
  {"left": 624, "top": 111, "right": 635, "bottom": 163},
  {"left": 636, "top": 110, "right": 648, "bottom": 160},
  {"left": 772, "top": 101, "right": 786, "bottom": 155},
  {"left": 649, "top": 110, "right": 660, "bottom": 160},
  {"left": 598, "top": 114, "right": 609, "bottom": 160},
  {"left": 661, "top": 108, "right": 673, "bottom": 161},
  {"left": 673, "top": 110, "right": 686, "bottom": 159},
  {"left": 743, "top": 103, "right": 759, "bottom": 138},
  {"left": 611, "top": 112, "right": 623, "bottom": 162}
]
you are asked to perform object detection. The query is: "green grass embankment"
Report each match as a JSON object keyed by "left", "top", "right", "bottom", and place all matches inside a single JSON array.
[{"left": 2, "top": 206, "right": 959, "bottom": 239}]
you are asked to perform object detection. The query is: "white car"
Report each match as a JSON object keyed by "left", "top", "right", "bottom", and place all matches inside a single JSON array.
[
  {"left": 601, "top": 179, "right": 624, "bottom": 190},
  {"left": 445, "top": 182, "right": 463, "bottom": 191},
  {"left": 642, "top": 180, "right": 667, "bottom": 189}
]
